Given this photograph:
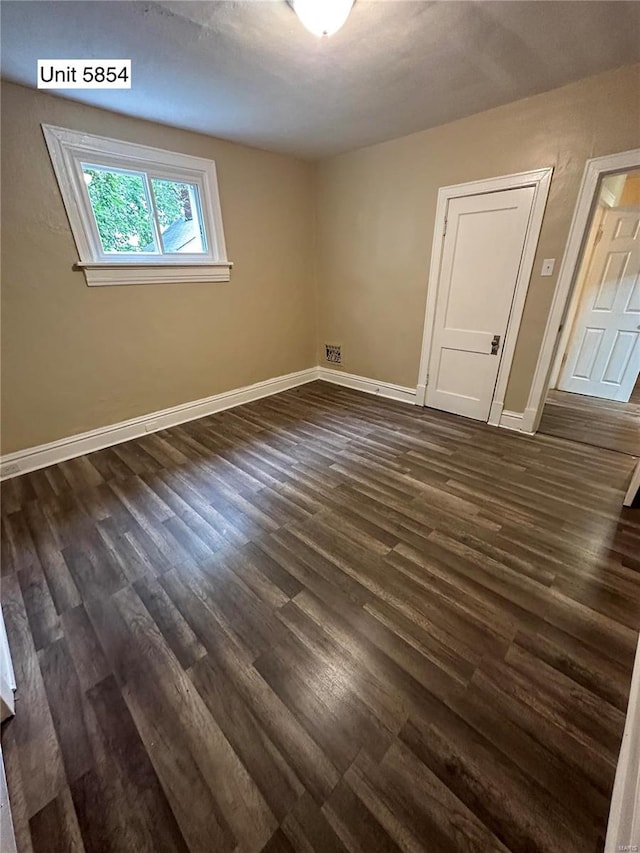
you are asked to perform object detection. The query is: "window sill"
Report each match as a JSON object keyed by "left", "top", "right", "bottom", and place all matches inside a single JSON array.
[{"left": 74, "top": 261, "right": 233, "bottom": 286}]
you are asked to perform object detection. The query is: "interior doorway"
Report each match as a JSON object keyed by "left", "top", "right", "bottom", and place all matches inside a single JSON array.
[
  {"left": 538, "top": 168, "right": 640, "bottom": 456},
  {"left": 416, "top": 168, "right": 553, "bottom": 423}
]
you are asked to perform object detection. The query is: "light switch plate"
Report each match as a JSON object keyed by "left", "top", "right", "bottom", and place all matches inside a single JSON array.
[{"left": 541, "top": 258, "right": 555, "bottom": 277}]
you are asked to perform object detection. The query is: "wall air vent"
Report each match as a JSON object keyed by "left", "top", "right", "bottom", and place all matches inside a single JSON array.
[{"left": 325, "top": 344, "right": 342, "bottom": 365}]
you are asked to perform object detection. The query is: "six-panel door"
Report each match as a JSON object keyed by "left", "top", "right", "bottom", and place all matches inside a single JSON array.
[{"left": 559, "top": 207, "right": 640, "bottom": 401}]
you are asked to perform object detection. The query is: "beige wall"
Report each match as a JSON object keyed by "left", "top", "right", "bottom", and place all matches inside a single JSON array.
[
  {"left": 315, "top": 64, "right": 640, "bottom": 412},
  {"left": 1, "top": 82, "right": 316, "bottom": 453},
  {"left": 3, "top": 65, "right": 640, "bottom": 455},
  {"left": 620, "top": 171, "right": 640, "bottom": 206}
]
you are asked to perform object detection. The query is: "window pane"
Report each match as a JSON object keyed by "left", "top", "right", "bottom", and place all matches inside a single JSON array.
[
  {"left": 151, "top": 179, "right": 206, "bottom": 254},
  {"left": 82, "top": 164, "right": 157, "bottom": 254}
]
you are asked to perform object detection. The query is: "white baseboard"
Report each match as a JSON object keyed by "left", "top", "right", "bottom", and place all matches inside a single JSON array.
[
  {"left": 606, "top": 633, "right": 640, "bottom": 852},
  {"left": 1, "top": 368, "right": 539, "bottom": 480},
  {"left": 3, "top": 368, "right": 543, "bottom": 480},
  {"left": 498, "top": 409, "right": 534, "bottom": 434},
  {"left": 317, "top": 367, "right": 417, "bottom": 405},
  {"left": 0, "top": 367, "right": 318, "bottom": 480},
  {"left": 0, "top": 366, "right": 419, "bottom": 480}
]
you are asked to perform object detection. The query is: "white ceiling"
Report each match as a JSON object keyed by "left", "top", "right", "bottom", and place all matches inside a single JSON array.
[{"left": 1, "top": 1, "right": 639, "bottom": 159}]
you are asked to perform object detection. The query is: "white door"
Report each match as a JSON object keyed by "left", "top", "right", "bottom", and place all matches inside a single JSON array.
[
  {"left": 426, "top": 187, "right": 535, "bottom": 420},
  {"left": 559, "top": 207, "right": 640, "bottom": 401}
]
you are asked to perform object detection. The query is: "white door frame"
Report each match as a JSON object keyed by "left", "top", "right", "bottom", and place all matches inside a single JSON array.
[
  {"left": 605, "top": 632, "right": 640, "bottom": 851},
  {"left": 416, "top": 168, "right": 553, "bottom": 427},
  {"left": 523, "top": 148, "right": 640, "bottom": 434},
  {"left": 0, "top": 609, "right": 15, "bottom": 722},
  {"left": 624, "top": 459, "right": 640, "bottom": 507}
]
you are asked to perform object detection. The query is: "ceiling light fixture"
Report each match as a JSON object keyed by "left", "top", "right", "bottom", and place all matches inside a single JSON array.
[{"left": 291, "top": 0, "right": 355, "bottom": 37}]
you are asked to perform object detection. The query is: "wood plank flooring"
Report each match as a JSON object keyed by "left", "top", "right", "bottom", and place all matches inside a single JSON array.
[
  {"left": 539, "top": 379, "right": 640, "bottom": 457},
  {"left": 1, "top": 381, "right": 639, "bottom": 853}
]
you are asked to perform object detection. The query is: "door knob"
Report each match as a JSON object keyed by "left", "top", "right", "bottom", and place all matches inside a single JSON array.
[{"left": 491, "top": 334, "right": 501, "bottom": 355}]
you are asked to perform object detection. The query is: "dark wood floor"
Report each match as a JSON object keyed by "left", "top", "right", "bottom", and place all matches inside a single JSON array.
[
  {"left": 2, "top": 381, "right": 639, "bottom": 853},
  {"left": 539, "top": 376, "right": 640, "bottom": 457}
]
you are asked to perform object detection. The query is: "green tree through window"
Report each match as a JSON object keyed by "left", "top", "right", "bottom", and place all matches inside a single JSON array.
[{"left": 84, "top": 168, "right": 187, "bottom": 253}]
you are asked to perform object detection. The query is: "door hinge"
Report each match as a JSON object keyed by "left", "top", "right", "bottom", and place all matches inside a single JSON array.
[
  {"left": 425, "top": 374, "right": 429, "bottom": 387},
  {"left": 594, "top": 225, "right": 604, "bottom": 246},
  {"left": 443, "top": 217, "right": 448, "bottom": 237}
]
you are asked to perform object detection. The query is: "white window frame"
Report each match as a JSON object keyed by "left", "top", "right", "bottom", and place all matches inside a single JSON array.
[{"left": 42, "top": 124, "right": 232, "bottom": 286}]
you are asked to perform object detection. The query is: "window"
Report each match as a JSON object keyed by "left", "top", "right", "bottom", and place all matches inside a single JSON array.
[{"left": 42, "top": 125, "right": 231, "bottom": 286}]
